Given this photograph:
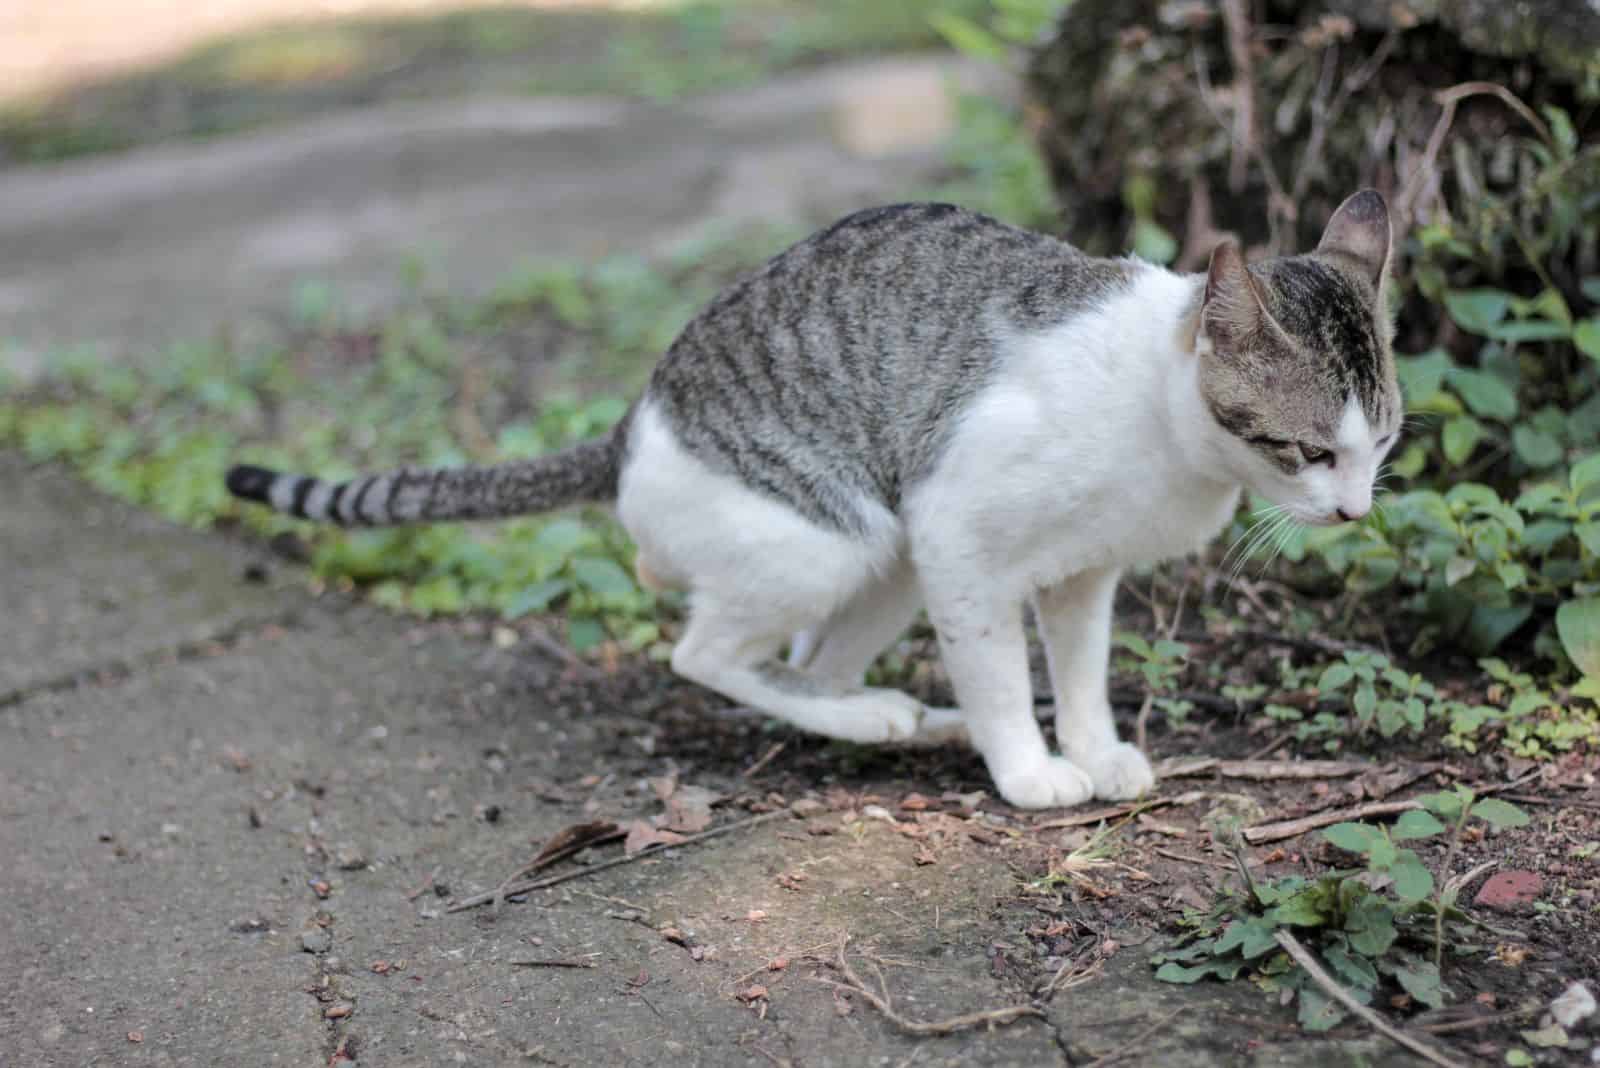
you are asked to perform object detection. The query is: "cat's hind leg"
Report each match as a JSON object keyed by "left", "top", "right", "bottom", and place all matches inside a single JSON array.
[
  {"left": 617, "top": 399, "right": 926, "bottom": 745},
  {"left": 671, "top": 594, "right": 928, "bottom": 744}
]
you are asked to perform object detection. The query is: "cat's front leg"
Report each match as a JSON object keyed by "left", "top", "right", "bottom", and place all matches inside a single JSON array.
[
  {"left": 1034, "top": 567, "right": 1154, "bottom": 800},
  {"left": 922, "top": 583, "right": 1093, "bottom": 809}
]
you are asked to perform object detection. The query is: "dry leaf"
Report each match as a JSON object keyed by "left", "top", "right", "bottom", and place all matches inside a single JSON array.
[
  {"left": 529, "top": 820, "right": 622, "bottom": 868},
  {"left": 663, "top": 785, "right": 721, "bottom": 834},
  {"left": 737, "top": 985, "right": 769, "bottom": 1003},
  {"left": 624, "top": 821, "right": 686, "bottom": 856}
]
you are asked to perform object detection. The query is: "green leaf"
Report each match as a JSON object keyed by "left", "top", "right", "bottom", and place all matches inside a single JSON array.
[
  {"left": 1317, "top": 663, "right": 1355, "bottom": 692},
  {"left": 567, "top": 617, "right": 607, "bottom": 652},
  {"left": 570, "top": 556, "right": 636, "bottom": 598},
  {"left": 1417, "top": 789, "right": 1467, "bottom": 819},
  {"left": 928, "top": 12, "right": 1008, "bottom": 59},
  {"left": 501, "top": 578, "right": 569, "bottom": 618},
  {"left": 1131, "top": 219, "right": 1178, "bottom": 265},
  {"left": 1297, "top": 985, "right": 1348, "bottom": 1032},
  {"left": 1441, "top": 416, "right": 1484, "bottom": 465},
  {"left": 1345, "top": 899, "right": 1398, "bottom": 956},
  {"left": 1387, "top": 852, "right": 1435, "bottom": 902},
  {"left": 1512, "top": 425, "right": 1563, "bottom": 468},
  {"left": 1322, "top": 823, "right": 1381, "bottom": 854},
  {"left": 1391, "top": 810, "right": 1446, "bottom": 840},
  {"left": 1444, "top": 289, "right": 1510, "bottom": 335},
  {"left": 1366, "top": 833, "right": 1398, "bottom": 869},
  {"left": 1323, "top": 944, "right": 1379, "bottom": 991},
  {"left": 1489, "top": 320, "right": 1570, "bottom": 343},
  {"left": 1469, "top": 798, "right": 1530, "bottom": 829},
  {"left": 1576, "top": 319, "right": 1600, "bottom": 362},
  {"left": 1572, "top": 453, "right": 1600, "bottom": 493},
  {"left": 1448, "top": 369, "right": 1518, "bottom": 420},
  {"left": 1353, "top": 684, "right": 1378, "bottom": 722},
  {"left": 1393, "top": 959, "right": 1446, "bottom": 1009},
  {"left": 1556, "top": 597, "right": 1600, "bottom": 677},
  {"left": 1505, "top": 1048, "right": 1533, "bottom": 1066},
  {"left": 1575, "top": 520, "right": 1600, "bottom": 556},
  {"left": 1396, "top": 349, "right": 1454, "bottom": 403}
]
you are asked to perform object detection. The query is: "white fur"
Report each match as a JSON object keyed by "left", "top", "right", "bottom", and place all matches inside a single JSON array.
[{"left": 613, "top": 264, "right": 1380, "bottom": 809}]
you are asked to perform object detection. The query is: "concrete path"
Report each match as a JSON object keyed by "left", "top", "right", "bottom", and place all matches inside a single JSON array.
[{"left": 0, "top": 57, "right": 982, "bottom": 377}]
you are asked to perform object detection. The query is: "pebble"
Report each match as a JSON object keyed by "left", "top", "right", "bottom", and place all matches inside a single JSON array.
[
  {"left": 301, "top": 929, "right": 333, "bottom": 954},
  {"left": 334, "top": 845, "right": 368, "bottom": 871},
  {"left": 789, "top": 798, "right": 825, "bottom": 818},
  {"left": 1473, "top": 870, "right": 1543, "bottom": 910},
  {"left": 1552, "top": 981, "right": 1597, "bottom": 1030}
]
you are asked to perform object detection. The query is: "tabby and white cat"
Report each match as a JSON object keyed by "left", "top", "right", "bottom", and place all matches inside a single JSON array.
[{"left": 228, "top": 190, "right": 1401, "bottom": 809}]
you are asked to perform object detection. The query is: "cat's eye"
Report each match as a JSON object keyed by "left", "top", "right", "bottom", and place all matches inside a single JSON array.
[{"left": 1298, "top": 443, "right": 1334, "bottom": 466}]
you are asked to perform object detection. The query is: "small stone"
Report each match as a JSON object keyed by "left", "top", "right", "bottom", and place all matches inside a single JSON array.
[
  {"left": 324, "top": 1003, "right": 353, "bottom": 1020},
  {"left": 334, "top": 845, "right": 368, "bottom": 871},
  {"left": 789, "top": 798, "right": 825, "bottom": 818},
  {"left": 301, "top": 929, "right": 333, "bottom": 954},
  {"left": 1551, "top": 981, "right": 1597, "bottom": 1030},
  {"left": 1474, "top": 870, "right": 1543, "bottom": 910},
  {"left": 862, "top": 804, "right": 897, "bottom": 823}
]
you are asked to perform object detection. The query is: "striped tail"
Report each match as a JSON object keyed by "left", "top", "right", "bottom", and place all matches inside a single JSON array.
[{"left": 225, "top": 433, "right": 624, "bottom": 526}]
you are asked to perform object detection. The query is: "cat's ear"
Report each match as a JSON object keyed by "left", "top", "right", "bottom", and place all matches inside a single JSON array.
[
  {"left": 1201, "top": 240, "right": 1268, "bottom": 343},
  {"left": 1316, "top": 189, "right": 1390, "bottom": 285}
]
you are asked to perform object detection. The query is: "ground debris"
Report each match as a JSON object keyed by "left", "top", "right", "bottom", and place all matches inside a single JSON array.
[{"left": 814, "top": 936, "right": 1043, "bottom": 1037}]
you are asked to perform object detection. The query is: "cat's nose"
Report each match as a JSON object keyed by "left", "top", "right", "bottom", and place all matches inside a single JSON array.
[{"left": 1336, "top": 505, "right": 1367, "bottom": 522}]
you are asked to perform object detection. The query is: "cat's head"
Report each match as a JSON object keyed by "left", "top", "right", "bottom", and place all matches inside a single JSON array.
[{"left": 1196, "top": 189, "right": 1403, "bottom": 526}]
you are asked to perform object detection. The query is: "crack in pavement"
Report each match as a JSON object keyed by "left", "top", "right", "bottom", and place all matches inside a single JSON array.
[{"left": 0, "top": 607, "right": 307, "bottom": 709}]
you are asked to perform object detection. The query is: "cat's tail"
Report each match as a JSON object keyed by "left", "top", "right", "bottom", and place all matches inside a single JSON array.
[{"left": 225, "top": 423, "right": 627, "bottom": 526}]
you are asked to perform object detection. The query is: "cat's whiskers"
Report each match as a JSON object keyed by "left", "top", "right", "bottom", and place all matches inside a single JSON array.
[
  {"left": 1256, "top": 511, "right": 1304, "bottom": 577},
  {"left": 1219, "top": 505, "right": 1285, "bottom": 582},
  {"left": 1220, "top": 505, "right": 1289, "bottom": 593}
]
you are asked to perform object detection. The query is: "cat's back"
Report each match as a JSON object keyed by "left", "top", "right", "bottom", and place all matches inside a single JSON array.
[{"left": 641, "top": 204, "right": 1133, "bottom": 533}]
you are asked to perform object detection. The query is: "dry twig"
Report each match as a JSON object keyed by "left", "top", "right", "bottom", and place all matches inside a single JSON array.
[
  {"left": 448, "top": 809, "right": 790, "bottom": 912},
  {"left": 1033, "top": 791, "right": 1207, "bottom": 831},
  {"left": 1243, "top": 799, "right": 1418, "bottom": 844},
  {"left": 816, "top": 938, "right": 1042, "bottom": 1036},
  {"left": 742, "top": 741, "right": 788, "bottom": 779},
  {"left": 509, "top": 958, "right": 598, "bottom": 969},
  {"left": 1399, "top": 80, "right": 1556, "bottom": 226},
  {"left": 1274, "top": 931, "right": 1467, "bottom": 1068},
  {"left": 1158, "top": 757, "right": 1367, "bottom": 781}
]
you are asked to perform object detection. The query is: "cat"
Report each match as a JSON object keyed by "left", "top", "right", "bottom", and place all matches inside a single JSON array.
[{"left": 227, "top": 189, "right": 1401, "bottom": 810}]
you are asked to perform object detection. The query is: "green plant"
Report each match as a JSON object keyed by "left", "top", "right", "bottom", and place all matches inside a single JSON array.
[
  {"left": 1114, "top": 630, "right": 1192, "bottom": 724},
  {"left": 0, "top": 231, "right": 791, "bottom": 650},
  {"left": 1152, "top": 795, "right": 1529, "bottom": 1031}
]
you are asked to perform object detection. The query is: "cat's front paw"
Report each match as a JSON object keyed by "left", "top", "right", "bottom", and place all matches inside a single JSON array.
[
  {"left": 1069, "top": 742, "right": 1155, "bottom": 800},
  {"left": 990, "top": 755, "right": 1094, "bottom": 810}
]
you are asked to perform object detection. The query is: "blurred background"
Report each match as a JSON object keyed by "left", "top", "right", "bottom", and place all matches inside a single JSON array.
[{"left": 4, "top": 0, "right": 1600, "bottom": 724}]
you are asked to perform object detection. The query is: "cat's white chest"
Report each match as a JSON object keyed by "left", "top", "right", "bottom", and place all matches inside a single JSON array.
[{"left": 908, "top": 268, "right": 1239, "bottom": 597}]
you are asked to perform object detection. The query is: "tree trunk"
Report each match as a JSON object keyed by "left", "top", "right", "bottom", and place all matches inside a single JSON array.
[{"left": 1026, "top": 0, "right": 1598, "bottom": 291}]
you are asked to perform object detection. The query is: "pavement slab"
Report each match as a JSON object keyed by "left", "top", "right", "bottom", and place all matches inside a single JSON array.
[{"left": 0, "top": 454, "right": 300, "bottom": 700}]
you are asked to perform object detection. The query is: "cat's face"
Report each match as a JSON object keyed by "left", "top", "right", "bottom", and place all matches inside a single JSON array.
[{"left": 1196, "top": 191, "right": 1403, "bottom": 526}]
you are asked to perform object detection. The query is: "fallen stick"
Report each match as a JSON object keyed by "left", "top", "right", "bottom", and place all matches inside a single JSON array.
[
  {"left": 1033, "top": 791, "right": 1207, "bottom": 831},
  {"left": 817, "top": 938, "right": 1042, "bottom": 1036},
  {"left": 741, "top": 741, "right": 788, "bottom": 779},
  {"left": 447, "top": 809, "right": 791, "bottom": 912},
  {"left": 509, "top": 958, "right": 597, "bottom": 969},
  {"left": 1158, "top": 758, "right": 1369, "bottom": 781},
  {"left": 1244, "top": 800, "right": 1417, "bottom": 844},
  {"left": 1243, "top": 771, "right": 1540, "bottom": 844},
  {"left": 1274, "top": 931, "right": 1468, "bottom": 1068}
]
